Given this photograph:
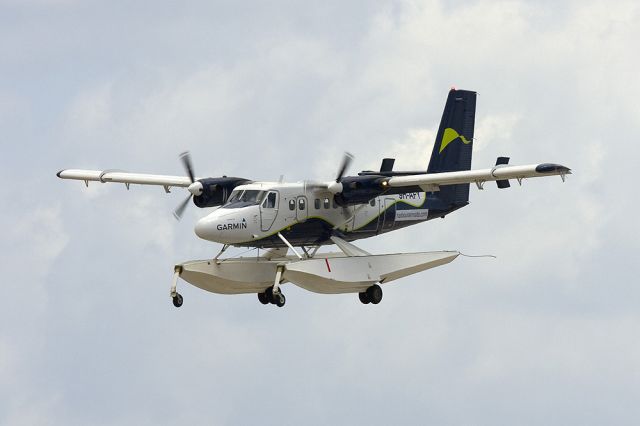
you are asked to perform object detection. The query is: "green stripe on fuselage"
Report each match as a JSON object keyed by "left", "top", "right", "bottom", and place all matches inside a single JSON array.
[{"left": 242, "top": 196, "right": 429, "bottom": 245}]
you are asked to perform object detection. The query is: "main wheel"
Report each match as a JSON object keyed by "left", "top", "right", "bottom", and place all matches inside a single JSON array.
[
  {"left": 366, "top": 284, "right": 383, "bottom": 304},
  {"left": 257, "top": 292, "right": 269, "bottom": 305},
  {"left": 358, "top": 292, "right": 370, "bottom": 304},
  {"left": 276, "top": 293, "right": 286, "bottom": 307},
  {"left": 265, "top": 287, "right": 276, "bottom": 304},
  {"left": 172, "top": 293, "right": 184, "bottom": 308}
]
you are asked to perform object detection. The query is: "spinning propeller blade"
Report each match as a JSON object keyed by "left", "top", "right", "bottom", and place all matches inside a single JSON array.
[
  {"left": 174, "top": 151, "right": 200, "bottom": 221},
  {"left": 173, "top": 195, "right": 192, "bottom": 220},
  {"left": 336, "top": 152, "right": 354, "bottom": 182},
  {"left": 323, "top": 152, "right": 355, "bottom": 194},
  {"left": 180, "top": 151, "right": 196, "bottom": 183}
]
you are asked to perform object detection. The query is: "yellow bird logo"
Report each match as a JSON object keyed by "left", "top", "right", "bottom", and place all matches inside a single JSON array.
[{"left": 439, "top": 128, "right": 471, "bottom": 153}]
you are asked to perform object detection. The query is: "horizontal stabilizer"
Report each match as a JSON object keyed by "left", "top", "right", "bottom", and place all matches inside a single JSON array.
[
  {"left": 495, "top": 157, "right": 510, "bottom": 189},
  {"left": 496, "top": 180, "right": 511, "bottom": 189},
  {"left": 380, "top": 158, "right": 395, "bottom": 173}
]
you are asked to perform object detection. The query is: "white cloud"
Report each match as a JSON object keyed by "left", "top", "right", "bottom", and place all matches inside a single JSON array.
[
  {"left": 474, "top": 112, "right": 522, "bottom": 152},
  {"left": 10, "top": 204, "right": 69, "bottom": 272},
  {"left": 386, "top": 127, "right": 436, "bottom": 170},
  {"left": 64, "top": 83, "right": 113, "bottom": 136},
  {"left": 3, "top": 0, "right": 640, "bottom": 424}
]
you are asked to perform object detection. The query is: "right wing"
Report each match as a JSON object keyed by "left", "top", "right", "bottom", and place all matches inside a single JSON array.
[{"left": 56, "top": 169, "right": 193, "bottom": 192}]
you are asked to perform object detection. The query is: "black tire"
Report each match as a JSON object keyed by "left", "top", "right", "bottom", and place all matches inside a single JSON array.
[
  {"left": 172, "top": 293, "right": 184, "bottom": 308},
  {"left": 257, "top": 292, "right": 269, "bottom": 305},
  {"left": 366, "top": 284, "right": 383, "bottom": 304},
  {"left": 276, "top": 293, "right": 286, "bottom": 308},
  {"left": 265, "top": 287, "right": 275, "bottom": 304},
  {"left": 358, "top": 292, "right": 370, "bottom": 304}
]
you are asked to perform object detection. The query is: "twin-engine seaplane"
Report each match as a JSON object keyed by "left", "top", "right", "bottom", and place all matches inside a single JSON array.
[{"left": 57, "top": 89, "right": 571, "bottom": 308}]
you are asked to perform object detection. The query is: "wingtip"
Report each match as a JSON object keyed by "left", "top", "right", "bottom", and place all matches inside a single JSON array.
[{"left": 535, "top": 163, "right": 572, "bottom": 174}]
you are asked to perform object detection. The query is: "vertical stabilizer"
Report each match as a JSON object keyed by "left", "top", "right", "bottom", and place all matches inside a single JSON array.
[{"left": 427, "top": 89, "right": 477, "bottom": 207}]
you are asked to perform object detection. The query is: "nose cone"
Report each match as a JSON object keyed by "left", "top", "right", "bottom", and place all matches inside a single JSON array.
[
  {"left": 194, "top": 208, "right": 256, "bottom": 244},
  {"left": 194, "top": 216, "right": 217, "bottom": 241}
]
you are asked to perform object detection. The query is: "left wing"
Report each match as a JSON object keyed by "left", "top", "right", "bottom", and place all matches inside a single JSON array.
[{"left": 383, "top": 163, "right": 571, "bottom": 191}]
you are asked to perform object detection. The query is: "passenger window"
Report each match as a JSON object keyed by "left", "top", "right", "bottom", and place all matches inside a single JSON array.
[
  {"left": 323, "top": 198, "right": 330, "bottom": 209},
  {"left": 298, "top": 198, "right": 306, "bottom": 210},
  {"left": 289, "top": 199, "right": 295, "bottom": 211},
  {"left": 370, "top": 198, "right": 376, "bottom": 207},
  {"left": 332, "top": 197, "right": 338, "bottom": 209},
  {"left": 314, "top": 198, "right": 320, "bottom": 209}
]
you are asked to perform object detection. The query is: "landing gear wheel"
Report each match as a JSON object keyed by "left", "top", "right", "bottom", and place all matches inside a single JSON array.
[
  {"left": 358, "top": 292, "right": 370, "bottom": 304},
  {"left": 172, "top": 293, "right": 183, "bottom": 308},
  {"left": 258, "top": 292, "right": 269, "bottom": 305},
  {"left": 265, "top": 287, "right": 275, "bottom": 304},
  {"left": 366, "top": 284, "right": 383, "bottom": 304},
  {"left": 265, "top": 286, "right": 285, "bottom": 307}
]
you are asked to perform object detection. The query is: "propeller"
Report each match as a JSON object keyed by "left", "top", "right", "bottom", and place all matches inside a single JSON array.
[
  {"left": 327, "top": 152, "right": 353, "bottom": 194},
  {"left": 336, "top": 152, "right": 353, "bottom": 182},
  {"left": 173, "top": 151, "right": 203, "bottom": 220}
]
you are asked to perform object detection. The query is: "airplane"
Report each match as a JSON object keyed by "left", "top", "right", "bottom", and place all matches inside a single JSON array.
[{"left": 57, "top": 89, "right": 571, "bottom": 308}]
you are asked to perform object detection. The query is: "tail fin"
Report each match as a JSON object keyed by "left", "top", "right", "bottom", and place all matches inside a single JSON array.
[{"left": 427, "top": 89, "right": 477, "bottom": 206}]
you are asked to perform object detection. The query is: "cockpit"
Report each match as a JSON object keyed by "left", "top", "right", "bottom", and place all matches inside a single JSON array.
[
  {"left": 222, "top": 189, "right": 265, "bottom": 208},
  {"left": 194, "top": 185, "right": 279, "bottom": 243},
  {"left": 222, "top": 189, "right": 278, "bottom": 210}
]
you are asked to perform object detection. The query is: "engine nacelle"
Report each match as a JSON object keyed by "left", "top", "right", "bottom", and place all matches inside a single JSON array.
[
  {"left": 193, "top": 177, "right": 252, "bottom": 208},
  {"left": 334, "top": 175, "right": 387, "bottom": 206}
]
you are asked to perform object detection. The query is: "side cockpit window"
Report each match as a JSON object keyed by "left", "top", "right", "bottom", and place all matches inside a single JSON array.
[{"left": 262, "top": 192, "right": 277, "bottom": 209}]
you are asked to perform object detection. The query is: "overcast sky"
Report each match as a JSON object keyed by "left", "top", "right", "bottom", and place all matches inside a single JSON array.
[{"left": 2, "top": 0, "right": 639, "bottom": 424}]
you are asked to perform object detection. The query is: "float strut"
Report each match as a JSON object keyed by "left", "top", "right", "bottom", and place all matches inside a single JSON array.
[
  {"left": 170, "top": 265, "right": 181, "bottom": 298},
  {"left": 277, "top": 232, "right": 302, "bottom": 259},
  {"left": 273, "top": 265, "right": 285, "bottom": 295},
  {"left": 214, "top": 244, "right": 230, "bottom": 262}
]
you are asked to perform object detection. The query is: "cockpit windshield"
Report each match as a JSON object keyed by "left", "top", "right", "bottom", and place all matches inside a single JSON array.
[{"left": 223, "top": 190, "right": 266, "bottom": 208}]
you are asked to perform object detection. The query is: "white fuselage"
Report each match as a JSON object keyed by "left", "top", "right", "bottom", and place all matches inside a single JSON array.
[{"left": 194, "top": 182, "right": 428, "bottom": 246}]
